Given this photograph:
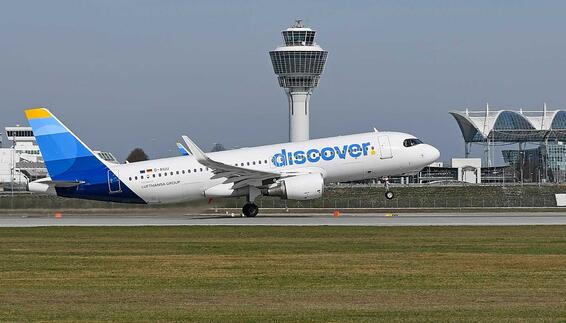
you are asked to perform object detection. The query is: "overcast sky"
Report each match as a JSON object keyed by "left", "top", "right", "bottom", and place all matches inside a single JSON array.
[{"left": 1, "top": 0, "right": 565, "bottom": 163}]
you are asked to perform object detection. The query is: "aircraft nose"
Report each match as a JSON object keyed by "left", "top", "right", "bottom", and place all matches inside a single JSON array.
[{"left": 427, "top": 145, "right": 440, "bottom": 163}]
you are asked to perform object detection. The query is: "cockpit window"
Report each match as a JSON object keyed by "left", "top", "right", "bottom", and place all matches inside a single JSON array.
[{"left": 403, "top": 138, "right": 423, "bottom": 147}]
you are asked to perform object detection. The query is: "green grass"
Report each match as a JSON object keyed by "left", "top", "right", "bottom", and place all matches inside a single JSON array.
[{"left": 1, "top": 226, "right": 566, "bottom": 322}]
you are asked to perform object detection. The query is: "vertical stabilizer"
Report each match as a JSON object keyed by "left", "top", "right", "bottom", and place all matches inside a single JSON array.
[{"left": 25, "top": 107, "right": 106, "bottom": 182}]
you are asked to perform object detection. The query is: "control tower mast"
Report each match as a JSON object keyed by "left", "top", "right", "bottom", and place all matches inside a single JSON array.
[{"left": 270, "top": 20, "right": 328, "bottom": 142}]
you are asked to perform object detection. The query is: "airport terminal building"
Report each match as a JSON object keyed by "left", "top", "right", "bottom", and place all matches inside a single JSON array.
[
  {"left": 0, "top": 126, "right": 46, "bottom": 190},
  {"left": 450, "top": 105, "right": 566, "bottom": 183}
]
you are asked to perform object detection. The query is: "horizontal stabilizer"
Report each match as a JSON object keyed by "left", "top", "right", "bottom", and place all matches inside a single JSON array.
[{"left": 28, "top": 177, "right": 83, "bottom": 195}]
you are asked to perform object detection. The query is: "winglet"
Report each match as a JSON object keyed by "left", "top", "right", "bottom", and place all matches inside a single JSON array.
[
  {"left": 177, "top": 142, "right": 190, "bottom": 156},
  {"left": 181, "top": 135, "right": 208, "bottom": 163}
]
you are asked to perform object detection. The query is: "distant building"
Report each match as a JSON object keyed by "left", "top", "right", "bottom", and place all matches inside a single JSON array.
[
  {"left": 416, "top": 165, "right": 458, "bottom": 184},
  {"left": 502, "top": 142, "right": 566, "bottom": 183},
  {"left": 95, "top": 151, "right": 120, "bottom": 164},
  {"left": 210, "top": 143, "right": 226, "bottom": 152},
  {"left": 391, "top": 159, "right": 518, "bottom": 185},
  {"left": 5, "top": 126, "right": 41, "bottom": 157},
  {"left": 0, "top": 126, "right": 46, "bottom": 189},
  {"left": 547, "top": 143, "right": 566, "bottom": 181},
  {"left": 452, "top": 158, "right": 482, "bottom": 184},
  {"left": 450, "top": 104, "right": 566, "bottom": 183}
]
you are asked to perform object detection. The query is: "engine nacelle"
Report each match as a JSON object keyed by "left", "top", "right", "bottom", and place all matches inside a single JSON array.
[{"left": 265, "top": 173, "right": 324, "bottom": 200}]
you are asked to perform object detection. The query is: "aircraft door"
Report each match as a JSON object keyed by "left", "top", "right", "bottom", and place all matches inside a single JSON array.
[
  {"left": 108, "top": 169, "right": 122, "bottom": 193},
  {"left": 377, "top": 135, "right": 393, "bottom": 159}
]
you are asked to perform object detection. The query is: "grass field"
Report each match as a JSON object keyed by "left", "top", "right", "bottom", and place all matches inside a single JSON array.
[{"left": 1, "top": 226, "right": 566, "bottom": 322}]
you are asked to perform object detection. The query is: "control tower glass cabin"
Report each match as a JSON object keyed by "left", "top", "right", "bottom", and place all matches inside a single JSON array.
[{"left": 269, "top": 20, "right": 328, "bottom": 142}]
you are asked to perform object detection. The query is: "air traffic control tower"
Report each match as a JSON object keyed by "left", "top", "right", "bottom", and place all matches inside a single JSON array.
[{"left": 270, "top": 20, "right": 328, "bottom": 142}]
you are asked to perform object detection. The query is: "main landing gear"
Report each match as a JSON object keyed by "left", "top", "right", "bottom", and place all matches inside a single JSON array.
[
  {"left": 242, "top": 203, "right": 259, "bottom": 217},
  {"left": 242, "top": 187, "right": 260, "bottom": 217}
]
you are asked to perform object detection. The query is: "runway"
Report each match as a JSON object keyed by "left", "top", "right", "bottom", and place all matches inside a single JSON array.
[{"left": 0, "top": 212, "right": 565, "bottom": 227}]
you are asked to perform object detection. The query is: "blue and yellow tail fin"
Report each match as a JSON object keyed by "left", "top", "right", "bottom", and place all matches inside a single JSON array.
[
  {"left": 177, "top": 142, "right": 190, "bottom": 156},
  {"left": 25, "top": 107, "right": 107, "bottom": 181}
]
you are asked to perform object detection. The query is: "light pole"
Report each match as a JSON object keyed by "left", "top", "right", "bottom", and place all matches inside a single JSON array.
[{"left": 10, "top": 138, "right": 15, "bottom": 203}]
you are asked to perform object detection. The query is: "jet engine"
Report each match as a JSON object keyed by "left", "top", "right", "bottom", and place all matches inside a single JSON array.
[{"left": 264, "top": 173, "right": 323, "bottom": 200}]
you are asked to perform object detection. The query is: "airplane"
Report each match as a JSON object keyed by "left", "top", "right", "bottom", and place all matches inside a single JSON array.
[
  {"left": 177, "top": 142, "right": 190, "bottom": 156},
  {"left": 26, "top": 107, "right": 440, "bottom": 217}
]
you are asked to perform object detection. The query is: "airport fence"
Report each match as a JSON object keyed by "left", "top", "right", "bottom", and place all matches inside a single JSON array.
[
  {"left": 227, "top": 195, "right": 560, "bottom": 209},
  {"left": 0, "top": 185, "right": 564, "bottom": 210}
]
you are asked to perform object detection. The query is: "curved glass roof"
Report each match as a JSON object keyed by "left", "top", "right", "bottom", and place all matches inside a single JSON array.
[
  {"left": 551, "top": 111, "right": 566, "bottom": 129},
  {"left": 493, "top": 111, "right": 535, "bottom": 130},
  {"left": 450, "top": 108, "right": 566, "bottom": 143}
]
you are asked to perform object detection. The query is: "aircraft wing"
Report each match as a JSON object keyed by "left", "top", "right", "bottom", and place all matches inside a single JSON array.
[{"left": 181, "top": 135, "right": 283, "bottom": 189}]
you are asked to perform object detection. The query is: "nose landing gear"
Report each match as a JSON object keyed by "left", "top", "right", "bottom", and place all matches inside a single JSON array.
[{"left": 382, "top": 177, "right": 395, "bottom": 200}]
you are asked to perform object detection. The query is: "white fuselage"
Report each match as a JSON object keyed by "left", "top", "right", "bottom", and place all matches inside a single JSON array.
[{"left": 112, "top": 131, "right": 439, "bottom": 204}]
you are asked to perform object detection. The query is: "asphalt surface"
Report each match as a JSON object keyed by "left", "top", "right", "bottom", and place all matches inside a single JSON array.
[{"left": 0, "top": 212, "right": 565, "bottom": 227}]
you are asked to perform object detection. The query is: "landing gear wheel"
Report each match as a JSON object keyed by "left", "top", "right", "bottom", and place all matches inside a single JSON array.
[
  {"left": 385, "top": 191, "right": 395, "bottom": 200},
  {"left": 242, "top": 203, "right": 259, "bottom": 217}
]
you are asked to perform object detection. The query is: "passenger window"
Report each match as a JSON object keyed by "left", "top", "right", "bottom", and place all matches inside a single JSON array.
[
  {"left": 182, "top": 170, "right": 185, "bottom": 174},
  {"left": 265, "top": 160, "right": 268, "bottom": 164},
  {"left": 129, "top": 177, "right": 132, "bottom": 181},
  {"left": 176, "top": 171, "right": 179, "bottom": 175},
  {"left": 153, "top": 174, "right": 156, "bottom": 178},
  {"left": 158, "top": 173, "right": 161, "bottom": 177},
  {"left": 141, "top": 175, "right": 144, "bottom": 179},
  {"left": 241, "top": 163, "right": 244, "bottom": 166},
  {"left": 194, "top": 169, "right": 197, "bottom": 172},
  {"left": 164, "top": 173, "right": 167, "bottom": 176},
  {"left": 135, "top": 176, "right": 138, "bottom": 180},
  {"left": 200, "top": 168, "right": 203, "bottom": 172},
  {"left": 253, "top": 161, "right": 256, "bottom": 165},
  {"left": 247, "top": 162, "right": 250, "bottom": 166},
  {"left": 258, "top": 160, "right": 262, "bottom": 164}
]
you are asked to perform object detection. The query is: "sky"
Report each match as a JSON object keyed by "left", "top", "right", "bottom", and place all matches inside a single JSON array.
[{"left": 1, "top": 0, "right": 565, "bottom": 164}]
